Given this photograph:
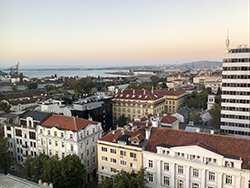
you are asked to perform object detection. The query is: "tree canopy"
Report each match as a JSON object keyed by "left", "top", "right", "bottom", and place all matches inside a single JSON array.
[
  {"left": 186, "top": 88, "right": 212, "bottom": 109},
  {"left": 0, "top": 137, "right": 9, "bottom": 174},
  {"left": 99, "top": 168, "right": 147, "bottom": 188},
  {"left": 0, "top": 101, "right": 11, "bottom": 113},
  {"left": 114, "top": 115, "right": 129, "bottom": 127},
  {"left": 23, "top": 154, "right": 85, "bottom": 188}
]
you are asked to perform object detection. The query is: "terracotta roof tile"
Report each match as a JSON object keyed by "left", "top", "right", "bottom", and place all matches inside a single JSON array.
[
  {"left": 113, "top": 89, "right": 163, "bottom": 101},
  {"left": 41, "top": 114, "right": 98, "bottom": 131},
  {"left": 161, "top": 116, "right": 177, "bottom": 124},
  {"left": 146, "top": 128, "right": 250, "bottom": 169},
  {"left": 154, "top": 89, "right": 186, "bottom": 97}
]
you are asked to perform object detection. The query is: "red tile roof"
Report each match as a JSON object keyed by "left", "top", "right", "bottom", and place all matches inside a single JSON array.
[
  {"left": 154, "top": 89, "right": 186, "bottom": 97},
  {"left": 41, "top": 114, "right": 98, "bottom": 131},
  {"left": 146, "top": 128, "right": 250, "bottom": 169},
  {"left": 161, "top": 115, "right": 177, "bottom": 124},
  {"left": 114, "top": 89, "right": 163, "bottom": 100},
  {"left": 99, "top": 127, "right": 146, "bottom": 147}
]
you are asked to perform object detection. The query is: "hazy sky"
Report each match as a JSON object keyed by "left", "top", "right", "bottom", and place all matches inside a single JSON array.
[{"left": 0, "top": 0, "right": 249, "bottom": 68}]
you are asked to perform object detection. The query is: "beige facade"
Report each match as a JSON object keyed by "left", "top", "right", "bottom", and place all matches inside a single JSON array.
[
  {"left": 112, "top": 89, "right": 165, "bottom": 121},
  {"left": 97, "top": 127, "right": 146, "bottom": 182}
]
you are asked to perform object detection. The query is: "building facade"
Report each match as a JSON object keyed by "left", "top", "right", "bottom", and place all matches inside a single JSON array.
[
  {"left": 112, "top": 89, "right": 165, "bottom": 121},
  {"left": 4, "top": 111, "right": 51, "bottom": 166},
  {"left": 97, "top": 126, "right": 146, "bottom": 182},
  {"left": 143, "top": 128, "right": 250, "bottom": 188},
  {"left": 37, "top": 114, "right": 103, "bottom": 182},
  {"left": 220, "top": 45, "right": 250, "bottom": 137},
  {"left": 154, "top": 90, "right": 187, "bottom": 114}
]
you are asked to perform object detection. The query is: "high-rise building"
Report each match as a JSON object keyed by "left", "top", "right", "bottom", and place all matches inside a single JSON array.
[{"left": 220, "top": 41, "right": 250, "bottom": 137}]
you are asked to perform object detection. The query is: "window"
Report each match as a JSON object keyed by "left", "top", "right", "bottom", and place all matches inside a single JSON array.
[
  {"left": 163, "top": 162, "right": 169, "bottom": 171},
  {"left": 70, "top": 134, "right": 73, "bottom": 139},
  {"left": 110, "top": 148, "right": 116, "bottom": 154},
  {"left": 101, "top": 147, "right": 107, "bottom": 152},
  {"left": 62, "top": 153, "right": 65, "bottom": 158},
  {"left": 54, "top": 131, "right": 57, "bottom": 136},
  {"left": 55, "top": 141, "right": 58, "bottom": 146},
  {"left": 225, "top": 175, "right": 232, "bottom": 184},
  {"left": 61, "top": 132, "right": 64, "bottom": 138},
  {"left": 120, "top": 150, "right": 126, "bottom": 156},
  {"left": 87, "top": 150, "right": 89, "bottom": 156},
  {"left": 101, "top": 166, "right": 108, "bottom": 171},
  {"left": 177, "top": 179, "right": 184, "bottom": 188},
  {"left": 177, "top": 165, "right": 184, "bottom": 174},
  {"left": 148, "top": 173, "right": 153, "bottom": 182},
  {"left": 81, "top": 153, "right": 83, "bottom": 159},
  {"left": 110, "top": 158, "right": 117, "bottom": 163},
  {"left": 208, "top": 172, "right": 215, "bottom": 181},
  {"left": 120, "top": 160, "right": 126, "bottom": 166},
  {"left": 15, "top": 129, "right": 22, "bottom": 137},
  {"left": 49, "top": 140, "right": 51, "bottom": 145},
  {"left": 62, "top": 142, "right": 64, "bottom": 148},
  {"left": 192, "top": 183, "right": 199, "bottom": 188},
  {"left": 29, "top": 132, "right": 36, "bottom": 139},
  {"left": 102, "top": 156, "right": 108, "bottom": 161},
  {"left": 86, "top": 139, "right": 89, "bottom": 145},
  {"left": 192, "top": 169, "right": 199, "bottom": 178},
  {"left": 71, "top": 144, "right": 73, "bottom": 151},
  {"left": 163, "top": 176, "right": 170, "bottom": 186},
  {"left": 48, "top": 130, "right": 50, "bottom": 135},
  {"left": 111, "top": 167, "right": 118, "bottom": 173},
  {"left": 148, "top": 160, "right": 153, "bottom": 168},
  {"left": 130, "top": 152, "right": 136, "bottom": 158}
]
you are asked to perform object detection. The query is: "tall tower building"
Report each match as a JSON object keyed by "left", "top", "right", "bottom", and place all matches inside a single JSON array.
[{"left": 220, "top": 38, "right": 250, "bottom": 137}]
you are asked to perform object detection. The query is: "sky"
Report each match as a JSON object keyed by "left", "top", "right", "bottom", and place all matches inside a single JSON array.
[{"left": 0, "top": 0, "right": 249, "bottom": 68}]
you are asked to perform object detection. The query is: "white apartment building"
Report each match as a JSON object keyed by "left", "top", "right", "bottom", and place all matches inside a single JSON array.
[
  {"left": 38, "top": 99, "right": 72, "bottom": 116},
  {"left": 37, "top": 114, "right": 103, "bottom": 182},
  {"left": 4, "top": 111, "right": 51, "bottom": 166},
  {"left": 220, "top": 45, "right": 250, "bottom": 138},
  {"left": 143, "top": 128, "right": 250, "bottom": 188}
]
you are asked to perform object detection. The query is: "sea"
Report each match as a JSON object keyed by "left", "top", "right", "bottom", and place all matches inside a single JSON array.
[{"left": 19, "top": 69, "right": 129, "bottom": 78}]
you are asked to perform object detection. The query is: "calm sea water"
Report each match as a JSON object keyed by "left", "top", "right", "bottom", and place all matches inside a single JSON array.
[{"left": 20, "top": 69, "right": 129, "bottom": 78}]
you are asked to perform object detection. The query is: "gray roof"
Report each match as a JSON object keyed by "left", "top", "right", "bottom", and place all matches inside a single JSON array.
[
  {"left": 0, "top": 174, "right": 39, "bottom": 188},
  {"left": 19, "top": 110, "right": 52, "bottom": 122}
]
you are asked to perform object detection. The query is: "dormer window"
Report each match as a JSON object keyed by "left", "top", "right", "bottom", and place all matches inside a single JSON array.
[{"left": 225, "top": 161, "right": 234, "bottom": 168}]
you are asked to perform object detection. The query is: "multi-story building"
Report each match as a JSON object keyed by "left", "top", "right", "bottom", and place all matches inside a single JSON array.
[
  {"left": 37, "top": 114, "right": 103, "bottom": 182},
  {"left": 97, "top": 125, "right": 146, "bottom": 182},
  {"left": 4, "top": 111, "right": 52, "bottom": 166},
  {"left": 220, "top": 44, "right": 250, "bottom": 138},
  {"left": 112, "top": 89, "right": 165, "bottom": 121},
  {"left": 154, "top": 90, "right": 187, "bottom": 114},
  {"left": 71, "top": 95, "right": 113, "bottom": 132},
  {"left": 143, "top": 127, "right": 250, "bottom": 188}
]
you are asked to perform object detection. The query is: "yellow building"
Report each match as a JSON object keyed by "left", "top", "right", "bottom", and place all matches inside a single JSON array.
[
  {"left": 112, "top": 89, "right": 165, "bottom": 121},
  {"left": 155, "top": 90, "right": 187, "bottom": 114},
  {"left": 97, "top": 126, "right": 146, "bottom": 182}
]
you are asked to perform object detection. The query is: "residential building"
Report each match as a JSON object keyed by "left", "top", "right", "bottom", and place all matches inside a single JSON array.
[
  {"left": 37, "top": 114, "right": 103, "bottom": 182},
  {"left": 97, "top": 125, "right": 146, "bottom": 182},
  {"left": 112, "top": 89, "right": 165, "bottom": 121},
  {"left": 220, "top": 44, "right": 250, "bottom": 138},
  {"left": 0, "top": 174, "right": 40, "bottom": 188},
  {"left": 143, "top": 127, "right": 250, "bottom": 188},
  {"left": 4, "top": 111, "right": 51, "bottom": 166},
  {"left": 71, "top": 95, "right": 113, "bottom": 132},
  {"left": 160, "top": 115, "right": 179, "bottom": 129},
  {"left": 154, "top": 90, "right": 187, "bottom": 114},
  {"left": 38, "top": 99, "right": 72, "bottom": 116}
]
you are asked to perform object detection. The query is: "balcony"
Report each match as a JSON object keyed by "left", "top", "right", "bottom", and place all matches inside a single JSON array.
[{"left": 22, "top": 145, "right": 29, "bottom": 149}]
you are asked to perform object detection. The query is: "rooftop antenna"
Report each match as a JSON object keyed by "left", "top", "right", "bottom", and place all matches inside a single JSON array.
[{"left": 225, "top": 29, "right": 230, "bottom": 52}]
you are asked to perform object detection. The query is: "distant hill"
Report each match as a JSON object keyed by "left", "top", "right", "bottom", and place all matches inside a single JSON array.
[{"left": 179, "top": 61, "right": 222, "bottom": 69}]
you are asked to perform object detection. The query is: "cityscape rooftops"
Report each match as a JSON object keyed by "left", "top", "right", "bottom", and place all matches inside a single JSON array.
[{"left": 41, "top": 114, "right": 98, "bottom": 131}]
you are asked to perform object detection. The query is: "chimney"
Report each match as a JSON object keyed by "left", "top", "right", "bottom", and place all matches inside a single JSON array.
[
  {"left": 151, "top": 86, "right": 154, "bottom": 93},
  {"left": 145, "top": 128, "right": 151, "bottom": 140},
  {"left": 133, "top": 89, "right": 135, "bottom": 94}
]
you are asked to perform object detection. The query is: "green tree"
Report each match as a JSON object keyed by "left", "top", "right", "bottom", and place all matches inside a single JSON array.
[
  {"left": 23, "top": 154, "right": 85, "bottom": 188},
  {"left": 99, "top": 169, "right": 147, "bottom": 188},
  {"left": 27, "top": 82, "right": 38, "bottom": 90},
  {"left": 71, "top": 77, "right": 95, "bottom": 95},
  {"left": 208, "top": 103, "right": 221, "bottom": 129},
  {"left": 0, "top": 137, "right": 9, "bottom": 174},
  {"left": 114, "top": 115, "right": 129, "bottom": 127},
  {"left": 0, "top": 101, "right": 11, "bottom": 113}
]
